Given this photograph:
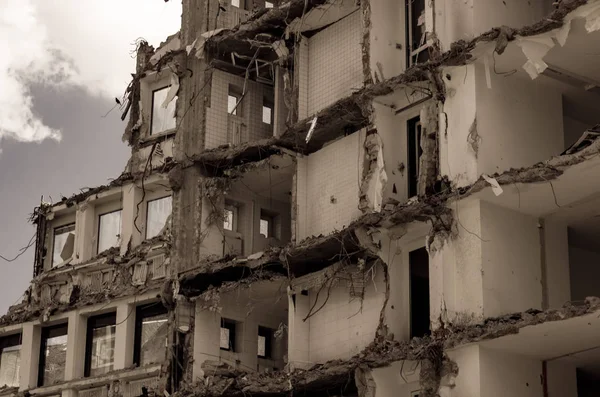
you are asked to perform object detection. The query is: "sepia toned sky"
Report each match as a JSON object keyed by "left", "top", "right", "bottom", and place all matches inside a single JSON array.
[{"left": 0, "top": 0, "right": 182, "bottom": 314}]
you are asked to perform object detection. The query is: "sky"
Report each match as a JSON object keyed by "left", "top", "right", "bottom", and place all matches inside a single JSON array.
[{"left": 0, "top": 0, "right": 182, "bottom": 314}]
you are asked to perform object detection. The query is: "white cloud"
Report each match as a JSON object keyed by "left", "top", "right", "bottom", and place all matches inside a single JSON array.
[{"left": 0, "top": 0, "right": 181, "bottom": 147}]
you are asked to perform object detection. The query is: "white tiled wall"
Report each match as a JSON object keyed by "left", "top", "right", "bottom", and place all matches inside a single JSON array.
[
  {"left": 304, "top": 11, "right": 364, "bottom": 117},
  {"left": 296, "top": 131, "right": 364, "bottom": 240},
  {"left": 307, "top": 264, "right": 386, "bottom": 363},
  {"left": 205, "top": 70, "right": 283, "bottom": 149}
]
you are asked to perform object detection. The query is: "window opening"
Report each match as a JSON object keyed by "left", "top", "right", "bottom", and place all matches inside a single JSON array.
[
  {"left": 133, "top": 303, "right": 169, "bottom": 367},
  {"left": 0, "top": 334, "right": 21, "bottom": 388},
  {"left": 38, "top": 323, "right": 68, "bottom": 386},
  {"left": 220, "top": 319, "right": 236, "bottom": 351},
  {"left": 52, "top": 223, "right": 75, "bottom": 267},
  {"left": 146, "top": 196, "right": 172, "bottom": 239},
  {"left": 98, "top": 209, "right": 122, "bottom": 254},
  {"left": 257, "top": 326, "right": 273, "bottom": 358},
  {"left": 151, "top": 86, "right": 177, "bottom": 135},
  {"left": 85, "top": 313, "right": 116, "bottom": 377}
]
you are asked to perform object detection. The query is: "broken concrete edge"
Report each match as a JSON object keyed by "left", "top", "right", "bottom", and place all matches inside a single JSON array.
[
  {"left": 0, "top": 234, "right": 171, "bottom": 328},
  {"left": 457, "top": 132, "right": 600, "bottom": 199},
  {"left": 205, "top": 0, "right": 331, "bottom": 47},
  {"left": 173, "top": 296, "right": 600, "bottom": 397}
]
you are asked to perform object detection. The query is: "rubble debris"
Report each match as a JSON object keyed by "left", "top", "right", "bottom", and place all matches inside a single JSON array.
[
  {"left": 359, "top": 132, "right": 388, "bottom": 213},
  {"left": 0, "top": 235, "right": 171, "bottom": 328}
]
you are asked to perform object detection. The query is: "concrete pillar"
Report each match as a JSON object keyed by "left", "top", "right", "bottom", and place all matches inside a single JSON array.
[
  {"left": 64, "top": 312, "right": 87, "bottom": 381},
  {"left": 273, "top": 66, "right": 282, "bottom": 137},
  {"left": 114, "top": 303, "right": 136, "bottom": 370},
  {"left": 241, "top": 321, "right": 258, "bottom": 372},
  {"left": 287, "top": 290, "right": 310, "bottom": 369},
  {"left": 543, "top": 218, "right": 571, "bottom": 309},
  {"left": 193, "top": 304, "right": 220, "bottom": 379},
  {"left": 121, "top": 184, "right": 143, "bottom": 255},
  {"left": 430, "top": 199, "right": 484, "bottom": 329},
  {"left": 75, "top": 202, "right": 96, "bottom": 263},
  {"left": 19, "top": 323, "right": 41, "bottom": 390}
]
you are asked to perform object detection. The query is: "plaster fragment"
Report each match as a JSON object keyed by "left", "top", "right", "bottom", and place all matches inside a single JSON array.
[
  {"left": 305, "top": 116, "right": 317, "bottom": 143},
  {"left": 515, "top": 35, "right": 555, "bottom": 79},
  {"left": 482, "top": 174, "right": 503, "bottom": 196}
]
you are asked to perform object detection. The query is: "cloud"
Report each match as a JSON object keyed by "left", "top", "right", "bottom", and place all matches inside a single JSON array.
[{"left": 0, "top": 0, "right": 181, "bottom": 148}]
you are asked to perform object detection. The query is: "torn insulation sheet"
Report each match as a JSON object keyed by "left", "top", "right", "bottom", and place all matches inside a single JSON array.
[{"left": 515, "top": 36, "right": 554, "bottom": 79}]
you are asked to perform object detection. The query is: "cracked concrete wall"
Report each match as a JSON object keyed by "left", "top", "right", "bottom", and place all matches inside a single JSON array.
[
  {"left": 441, "top": 61, "right": 564, "bottom": 188},
  {"left": 289, "top": 262, "right": 386, "bottom": 365},
  {"left": 370, "top": 361, "right": 421, "bottom": 397}
]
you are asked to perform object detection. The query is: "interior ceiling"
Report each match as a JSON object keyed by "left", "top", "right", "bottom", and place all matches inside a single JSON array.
[{"left": 232, "top": 154, "right": 295, "bottom": 203}]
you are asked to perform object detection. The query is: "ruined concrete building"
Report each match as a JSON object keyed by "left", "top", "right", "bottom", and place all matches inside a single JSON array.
[{"left": 3, "top": 0, "right": 600, "bottom": 396}]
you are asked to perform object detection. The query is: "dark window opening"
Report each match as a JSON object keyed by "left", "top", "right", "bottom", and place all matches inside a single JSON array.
[
  {"left": 84, "top": 312, "right": 116, "bottom": 377},
  {"left": 134, "top": 303, "right": 169, "bottom": 367},
  {"left": 257, "top": 326, "right": 273, "bottom": 359},
  {"left": 407, "top": 116, "right": 422, "bottom": 197},
  {"left": 220, "top": 319, "right": 236, "bottom": 352},
  {"left": 0, "top": 334, "right": 21, "bottom": 388},
  {"left": 38, "top": 323, "right": 68, "bottom": 387},
  {"left": 410, "top": 247, "right": 430, "bottom": 338},
  {"left": 406, "top": 0, "right": 429, "bottom": 66}
]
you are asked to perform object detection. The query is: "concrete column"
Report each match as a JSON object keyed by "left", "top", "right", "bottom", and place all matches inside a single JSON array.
[
  {"left": 287, "top": 290, "right": 310, "bottom": 369},
  {"left": 430, "top": 199, "right": 484, "bottom": 329},
  {"left": 64, "top": 311, "right": 87, "bottom": 381},
  {"left": 114, "top": 303, "right": 136, "bottom": 370},
  {"left": 19, "top": 323, "right": 41, "bottom": 390},
  {"left": 75, "top": 202, "right": 96, "bottom": 263},
  {"left": 543, "top": 218, "right": 571, "bottom": 309},
  {"left": 193, "top": 304, "right": 220, "bottom": 379},
  {"left": 121, "top": 184, "right": 143, "bottom": 255},
  {"left": 241, "top": 321, "right": 258, "bottom": 372}
]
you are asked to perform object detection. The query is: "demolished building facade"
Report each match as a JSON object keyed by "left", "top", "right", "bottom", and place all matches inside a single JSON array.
[{"left": 2, "top": 0, "right": 600, "bottom": 396}]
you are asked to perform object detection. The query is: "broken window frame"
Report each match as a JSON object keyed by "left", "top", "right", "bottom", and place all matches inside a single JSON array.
[
  {"left": 220, "top": 319, "right": 236, "bottom": 352},
  {"left": 84, "top": 312, "right": 117, "bottom": 378},
  {"left": 97, "top": 209, "right": 122, "bottom": 254},
  {"left": 133, "top": 303, "right": 169, "bottom": 367},
  {"left": 145, "top": 195, "right": 173, "bottom": 240},
  {"left": 0, "top": 333, "right": 21, "bottom": 388},
  {"left": 262, "top": 96, "right": 274, "bottom": 125},
  {"left": 38, "top": 323, "right": 68, "bottom": 387},
  {"left": 406, "top": 0, "right": 429, "bottom": 66},
  {"left": 150, "top": 86, "right": 177, "bottom": 136},
  {"left": 257, "top": 326, "right": 273, "bottom": 359},
  {"left": 51, "top": 223, "right": 75, "bottom": 268},
  {"left": 407, "top": 116, "right": 423, "bottom": 198},
  {"left": 228, "top": 85, "right": 243, "bottom": 116}
]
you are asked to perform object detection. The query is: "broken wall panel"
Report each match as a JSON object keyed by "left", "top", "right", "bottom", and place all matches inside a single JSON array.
[
  {"left": 295, "top": 131, "right": 365, "bottom": 240},
  {"left": 297, "top": 11, "right": 365, "bottom": 119}
]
